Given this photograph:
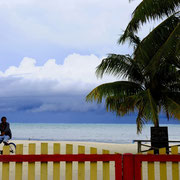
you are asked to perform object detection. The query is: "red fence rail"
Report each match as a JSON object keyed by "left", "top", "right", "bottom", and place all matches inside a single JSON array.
[
  {"left": 123, "top": 153, "right": 180, "bottom": 180},
  {"left": 0, "top": 154, "right": 122, "bottom": 180},
  {"left": 1, "top": 153, "right": 180, "bottom": 179}
]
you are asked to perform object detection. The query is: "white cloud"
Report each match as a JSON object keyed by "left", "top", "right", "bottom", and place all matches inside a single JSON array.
[
  {"left": 1, "top": 54, "right": 116, "bottom": 93},
  {"left": 0, "top": 54, "right": 117, "bottom": 112}
]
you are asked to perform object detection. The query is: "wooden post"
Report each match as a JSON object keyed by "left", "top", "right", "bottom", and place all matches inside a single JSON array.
[
  {"left": 138, "top": 141, "right": 141, "bottom": 153},
  {"left": 90, "top": 147, "right": 97, "bottom": 180},
  {"left": 147, "top": 150, "right": 155, "bottom": 180},
  {"left": 66, "top": 144, "right": 73, "bottom": 180},
  {"left": 41, "top": 143, "right": 48, "bottom": 180},
  {"left": 172, "top": 146, "right": 179, "bottom": 180},
  {"left": 103, "top": 150, "right": 110, "bottom": 180},
  {"left": 28, "top": 143, "right": 36, "bottom": 180},
  {"left": 53, "top": 143, "right": 61, "bottom": 180},
  {"left": 78, "top": 145, "right": 85, "bottom": 180},
  {"left": 2, "top": 146, "right": 10, "bottom": 180},
  {"left": 15, "top": 144, "right": 23, "bottom": 180},
  {"left": 159, "top": 148, "right": 167, "bottom": 180}
]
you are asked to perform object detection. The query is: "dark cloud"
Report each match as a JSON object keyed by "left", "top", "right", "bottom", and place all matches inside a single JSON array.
[
  {"left": 0, "top": 93, "right": 103, "bottom": 113},
  {"left": 0, "top": 55, "right": 116, "bottom": 113}
]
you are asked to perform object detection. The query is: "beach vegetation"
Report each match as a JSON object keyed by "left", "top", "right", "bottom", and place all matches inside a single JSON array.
[
  {"left": 119, "top": 0, "right": 180, "bottom": 44},
  {"left": 86, "top": 0, "right": 180, "bottom": 133}
]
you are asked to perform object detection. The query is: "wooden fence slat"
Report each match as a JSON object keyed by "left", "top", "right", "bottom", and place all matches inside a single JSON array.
[
  {"left": 41, "top": 143, "right": 48, "bottom": 180},
  {"left": 137, "top": 152, "right": 143, "bottom": 180},
  {"left": 123, "top": 153, "right": 134, "bottom": 180},
  {"left": 159, "top": 148, "right": 167, "bottom": 180},
  {"left": 90, "top": 147, "right": 97, "bottom": 180},
  {"left": 2, "top": 146, "right": 10, "bottom": 180},
  {"left": 103, "top": 150, "right": 110, "bottom": 180},
  {"left": 53, "top": 143, "right": 61, "bottom": 180},
  {"left": 172, "top": 146, "right": 179, "bottom": 180},
  {"left": 15, "top": 144, "right": 23, "bottom": 180},
  {"left": 138, "top": 151, "right": 144, "bottom": 180},
  {"left": 28, "top": 143, "right": 36, "bottom": 180},
  {"left": 66, "top": 144, "right": 73, "bottom": 180},
  {"left": 78, "top": 146, "right": 85, "bottom": 180},
  {"left": 147, "top": 150, "right": 155, "bottom": 180}
]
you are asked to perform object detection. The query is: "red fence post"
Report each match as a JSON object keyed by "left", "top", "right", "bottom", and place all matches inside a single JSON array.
[
  {"left": 115, "top": 155, "right": 122, "bottom": 180},
  {"left": 123, "top": 153, "right": 134, "bottom": 180},
  {"left": 134, "top": 156, "right": 141, "bottom": 180}
]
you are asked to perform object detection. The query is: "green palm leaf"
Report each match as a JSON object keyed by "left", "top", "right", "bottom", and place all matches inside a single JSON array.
[
  {"left": 144, "top": 22, "right": 180, "bottom": 76},
  {"left": 96, "top": 54, "right": 145, "bottom": 83},
  {"left": 119, "top": 0, "right": 180, "bottom": 43},
  {"left": 162, "top": 96, "right": 180, "bottom": 119},
  {"left": 133, "top": 13, "right": 180, "bottom": 67},
  {"left": 146, "top": 89, "right": 159, "bottom": 126},
  {"left": 86, "top": 81, "right": 143, "bottom": 103},
  {"left": 136, "top": 107, "right": 146, "bottom": 133}
]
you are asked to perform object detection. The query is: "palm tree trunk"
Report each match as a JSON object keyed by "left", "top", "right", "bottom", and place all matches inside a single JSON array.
[
  {"left": 155, "top": 121, "right": 159, "bottom": 127},
  {"left": 154, "top": 118, "right": 159, "bottom": 127}
]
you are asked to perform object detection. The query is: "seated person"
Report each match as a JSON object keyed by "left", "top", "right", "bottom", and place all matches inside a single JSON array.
[{"left": 0, "top": 116, "right": 12, "bottom": 145}]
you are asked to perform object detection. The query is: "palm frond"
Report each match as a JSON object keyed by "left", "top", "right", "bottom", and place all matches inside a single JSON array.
[
  {"left": 146, "top": 89, "right": 159, "bottom": 126},
  {"left": 86, "top": 81, "right": 143, "bottom": 103},
  {"left": 155, "top": 65, "right": 180, "bottom": 88},
  {"left": 118, "top": 31, "right": 141, "bottom": 49},
  {"left": 135, "top": 89, "right": 160, "bottom": 132},
  {"left": 168, "top": 83, "right": 180, "bottom": 92},
  {"left": 162, "top": 96, "right": 180, "bottom": 119},
  {"left": 145, "top": 22, "right": 180, "bottom": 76},
  {"left": 136, "top": 107, "right": 146, "bottom": 134},
  {"left": 119, "top": 0, "right": 180, "bottom": 43},
  {"left": 105, "top": 93, "right": 146, "bottom": 133},
  {"left": 133, "top": 13, "right": 180, "bottom": 67},
  {"left": 176, "top": 39, "right": 180, "bottom": 55},
  {"left": 96, "top": 54, "right": 145, "bottom": 83},
  {"left": 96, "top": 54, "right": 132, "bottom": 78},
  {"left": 105, "top": 96, "right": 137, "bottom": 115}
]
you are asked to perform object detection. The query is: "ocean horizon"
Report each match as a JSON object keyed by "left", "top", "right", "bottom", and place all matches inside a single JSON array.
[{"left": 10, "top": 123, "right": 180, "bottom": 144}]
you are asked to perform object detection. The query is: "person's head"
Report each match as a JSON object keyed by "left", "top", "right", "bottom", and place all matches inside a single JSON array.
[{"left": 1, "top": 116, "right": 7, "bottom": 124}]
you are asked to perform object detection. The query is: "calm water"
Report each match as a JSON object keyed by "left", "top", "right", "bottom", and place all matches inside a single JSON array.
[{"left": 10, "top": 123, "right": 180, "bottom": 144}]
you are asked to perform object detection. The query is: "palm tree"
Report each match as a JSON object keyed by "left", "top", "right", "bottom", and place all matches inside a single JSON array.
[
  {"left": 120, "top": 0, "right": 180, "bottom": 44},
  {"left": 86, "top": 13, "right": 180, "bottom": 133}
]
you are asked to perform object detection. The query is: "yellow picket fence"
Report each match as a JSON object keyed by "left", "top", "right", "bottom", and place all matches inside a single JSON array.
[
  {"left": 0, "top": 143, "right": 118, "bottom": 180},
  {"left": 0, "top": 143, "right": 180, "bottom": 180},
  {"left": 141, "top": 145, "right": 180, "bottom": 180}
]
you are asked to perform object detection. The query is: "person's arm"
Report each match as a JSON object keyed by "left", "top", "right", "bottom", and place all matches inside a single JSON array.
[{"left": 0, "top": 124, "right": 3, "bottom": 136}]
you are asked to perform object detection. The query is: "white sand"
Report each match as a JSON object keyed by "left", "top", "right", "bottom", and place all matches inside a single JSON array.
[
  {"left": 11, "top": 140, "right": 138, "bottom": 154},
  {"left": 0, "top": 140, "right": 138, "bottom": 180}
]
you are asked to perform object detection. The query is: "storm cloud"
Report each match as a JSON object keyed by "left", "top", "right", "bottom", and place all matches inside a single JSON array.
[{"left": 0, "top": 54, "right": 117, "bottom": 113}]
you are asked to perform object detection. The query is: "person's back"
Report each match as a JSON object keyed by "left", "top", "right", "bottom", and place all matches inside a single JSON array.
[{"left": 0, "top": 116, "right": 12, "bottom": 144}]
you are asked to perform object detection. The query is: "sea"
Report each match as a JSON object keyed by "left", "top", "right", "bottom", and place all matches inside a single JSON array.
[{"left": 10, "top": 123, "right": 180, "bottom": 144}]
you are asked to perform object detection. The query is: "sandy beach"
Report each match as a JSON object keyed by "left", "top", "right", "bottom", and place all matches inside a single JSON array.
[
  {"left": 10, "top": 140, "right": 138, "bottom": 154},
  {"left": 0, "top": 140, "right": 137, "bottom": 180}
]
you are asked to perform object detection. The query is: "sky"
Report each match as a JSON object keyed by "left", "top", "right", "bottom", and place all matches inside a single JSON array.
[{"left": 0, "top": 0, "right": 176, "bottom": 124}]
